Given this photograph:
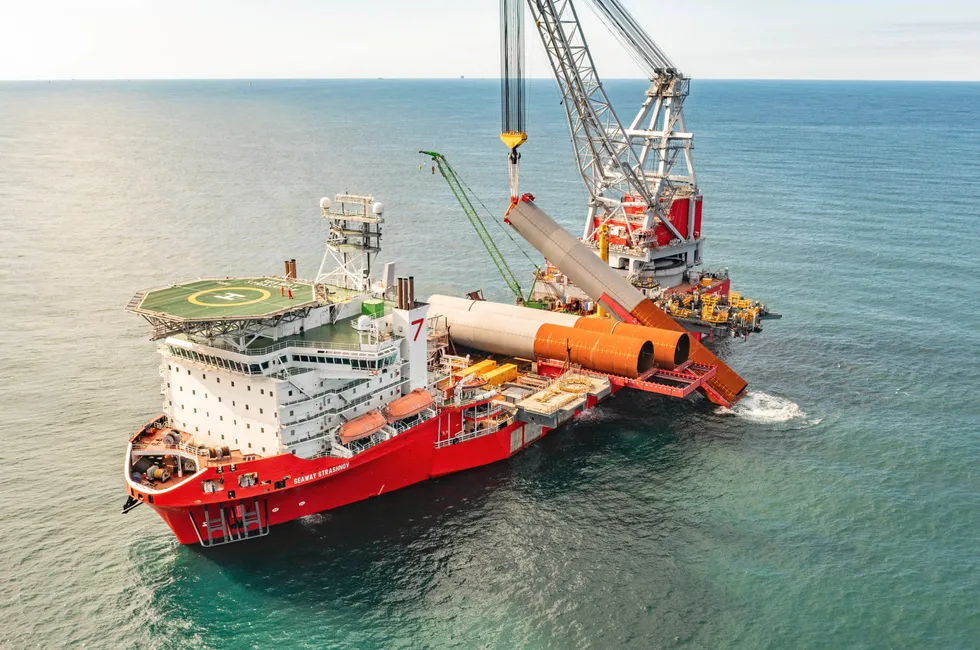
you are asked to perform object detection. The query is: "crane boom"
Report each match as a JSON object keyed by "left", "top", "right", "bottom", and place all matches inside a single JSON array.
[
  {"left": 527, "top": 0, "right": 685, "bottom": 246},
  {"left": 420, "top": 151, "right": 529, "bottom": 303}
]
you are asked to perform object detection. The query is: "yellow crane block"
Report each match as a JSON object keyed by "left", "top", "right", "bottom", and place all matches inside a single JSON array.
[
  {"left": 482, "top": 363, "right": 518, "bottom": 387},
  {"left": 458, "top": 359, "right": 497, "bottom": 378},
  {"left": 500, "top": 132, "right": 528, "bottom": 149}
]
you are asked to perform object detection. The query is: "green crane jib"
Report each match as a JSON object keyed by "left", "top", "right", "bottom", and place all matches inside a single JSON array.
[{"left": 421, "top": 150, "right": 536, "bottom": 304}]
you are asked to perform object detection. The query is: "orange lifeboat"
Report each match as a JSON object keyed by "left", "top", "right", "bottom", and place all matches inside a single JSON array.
[
  {"left": 338, "top": 410, "right": 387, "bottom": 443},
  {"left": 462, "top": 376, "right": 487, "bottom": 390},
  {"left": 384, "top": 389, "right": 434, "bottom": 422}
]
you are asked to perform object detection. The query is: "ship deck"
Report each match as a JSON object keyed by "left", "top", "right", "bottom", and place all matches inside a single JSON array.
[
  {"left": 242, "top": 302, "right": 395, "bottom": 351},
  {"left": 130, "top": 421, "right": 252, "bottom": 491}
]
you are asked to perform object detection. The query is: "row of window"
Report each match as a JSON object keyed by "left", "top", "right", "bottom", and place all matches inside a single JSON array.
[
  {"left": 169, "top": 348, "right": 268, "bottom": 375},
  {"left": 176, "top": 404, "right": 269, "bottom": 417},
  {"left": 170, "top": 346, "right": 398, "bottom": 378},
  {"left": 168, "top": 387, "right": 276, "bottom": 419},
  {"left": 168, "top": 363, "right": 276, "bottom": 399},
  {"left": 290, "top": 353, "right": 397, "bottom": 370}
]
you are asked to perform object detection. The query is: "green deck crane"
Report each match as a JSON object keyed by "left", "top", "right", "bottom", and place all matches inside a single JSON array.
[{"left": 420, "top": 150, "right": 540, "bottom": 305}]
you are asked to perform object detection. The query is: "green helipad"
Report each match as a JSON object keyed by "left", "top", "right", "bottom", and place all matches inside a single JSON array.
[{"left": 132, "top": 277, "right": 318, "bottom": 321}]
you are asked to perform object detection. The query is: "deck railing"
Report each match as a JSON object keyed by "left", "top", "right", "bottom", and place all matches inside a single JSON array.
[
  {"left": 434, "top": 414, "right": 515, "bottom": 449},
  {"left": 208, "top": 335, "right": 400, "bottom": 358},
  {"left": 131, "top": 440, "right": 209, "bottom": 461}
]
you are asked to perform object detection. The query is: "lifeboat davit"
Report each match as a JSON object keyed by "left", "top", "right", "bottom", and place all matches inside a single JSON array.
[
  {"left": 338, "top": 410, "right": 387, "bottom": 443},
  {"left": 384, "top": 388, "right": 434, "bottom": 422}
]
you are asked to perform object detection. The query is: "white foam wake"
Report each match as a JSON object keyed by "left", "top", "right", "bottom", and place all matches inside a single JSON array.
[{"left": 722, "top": 391, "right": 808, "bottom": 424}]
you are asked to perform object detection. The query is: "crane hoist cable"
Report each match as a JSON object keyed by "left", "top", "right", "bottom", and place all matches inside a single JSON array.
[
  {"left": 500, "top": 0, "right": 527, "bottom": 207},
  {"left": 420, "top": 151, "right": 538, "bottom": 304},
  {"left": 582, "top": 0, "right": 676, "bottom": 75}
]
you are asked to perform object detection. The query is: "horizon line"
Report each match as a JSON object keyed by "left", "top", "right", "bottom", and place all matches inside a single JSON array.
[{"left": 2, "top": 76, "right": 979, "bottom": 83}]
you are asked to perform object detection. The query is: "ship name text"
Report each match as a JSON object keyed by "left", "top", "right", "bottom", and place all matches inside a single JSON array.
[{"left": 293, "top": 462, "right": 350, "bottom": 485}]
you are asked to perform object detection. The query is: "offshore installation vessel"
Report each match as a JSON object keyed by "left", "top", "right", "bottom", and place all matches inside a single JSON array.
[{"left": 121, "top": 0, "right": 770, "bottom": 546}]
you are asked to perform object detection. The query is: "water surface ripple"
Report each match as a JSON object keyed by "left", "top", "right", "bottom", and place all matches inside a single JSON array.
[{"left": 0, "top": 80, "right": 978, "bottom": 649}]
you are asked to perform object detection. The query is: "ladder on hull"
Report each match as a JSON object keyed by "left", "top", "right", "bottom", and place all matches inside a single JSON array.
[{"left": 190, "top": 498, "right": 270, "bottom": 547}]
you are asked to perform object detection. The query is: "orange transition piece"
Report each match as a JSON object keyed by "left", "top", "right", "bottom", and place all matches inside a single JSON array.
[
  {"left": 630, "top": 299, "right": 747, "bottom": 405},
  {"left": 574, "top": 318, "right": 690, "bottom": 370},
  {"left": 533, "top": 323, "right": 654, "bottom": 379}
]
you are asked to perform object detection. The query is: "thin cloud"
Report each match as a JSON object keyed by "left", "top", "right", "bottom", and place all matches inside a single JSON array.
[{"left": 881, "top": 21, "right": 980, "bottom": 36}]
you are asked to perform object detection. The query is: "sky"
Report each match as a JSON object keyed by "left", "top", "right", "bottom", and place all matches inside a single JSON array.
[{"left": 1, "top": 0, "right": 979, "bottom": 81}]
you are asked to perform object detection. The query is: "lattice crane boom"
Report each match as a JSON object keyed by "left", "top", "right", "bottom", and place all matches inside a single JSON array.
[
  {"left": 526, "top": 0, "right": 695, "bottom": 260},
  {"left": 421, "top": 151, "right": 529, "bottom": 303}
]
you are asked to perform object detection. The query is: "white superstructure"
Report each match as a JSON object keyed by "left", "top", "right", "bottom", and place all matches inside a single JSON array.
[{"left": 129, "top": 194, "right": 438, "bottom": 460}]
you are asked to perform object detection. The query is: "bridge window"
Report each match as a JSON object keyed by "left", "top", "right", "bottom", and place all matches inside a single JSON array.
[
  {"left": 260, "top": 389, "right": 264, "bottom": 395},
  {"left": 259, "top": 408, "right": 263, "bottom": 414},
  {"left": 216, "top": 378, "right": 220, "bottom": 384}
]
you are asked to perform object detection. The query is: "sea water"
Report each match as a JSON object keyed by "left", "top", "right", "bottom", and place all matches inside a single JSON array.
[{"left": 0, "top": 79, "right": 978, "bottom": 648}]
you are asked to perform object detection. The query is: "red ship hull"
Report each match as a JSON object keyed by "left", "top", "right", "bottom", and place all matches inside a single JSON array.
[{"left": 127, "top": 392, "right": 613, "bottom": 545}]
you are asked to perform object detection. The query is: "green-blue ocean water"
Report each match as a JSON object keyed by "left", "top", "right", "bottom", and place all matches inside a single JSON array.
[{"left": 0, "top": 79, "right": 978, "bottom": 649}]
